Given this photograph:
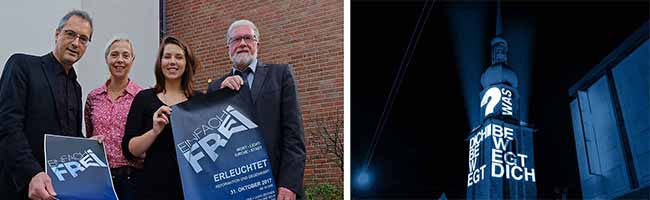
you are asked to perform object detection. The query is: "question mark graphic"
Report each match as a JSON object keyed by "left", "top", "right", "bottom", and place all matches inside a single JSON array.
[{"left": 481, "top": 87, "right": 501, "bottom": 116}]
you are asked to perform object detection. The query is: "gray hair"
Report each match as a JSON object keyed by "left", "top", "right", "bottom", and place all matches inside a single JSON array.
[
  {"left": 104, "top": 34, "right": 135, "bottom": 61},
  {"left": 56, "top": 10, "right": 94, "bottom": 40},
  {"left": 226, "top": 19, "right": 259, "bottom": 44}
]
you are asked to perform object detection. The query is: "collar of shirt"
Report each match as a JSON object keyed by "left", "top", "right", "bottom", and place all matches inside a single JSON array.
[
  {"left": 231, "top": 58, "right": 257, "bottom": 75},
  {"left": 96, "top": 79, "right": 140, "bottom": 97},
  {"left": 47, "top": 52, "right": 78, "bottom": 80}
]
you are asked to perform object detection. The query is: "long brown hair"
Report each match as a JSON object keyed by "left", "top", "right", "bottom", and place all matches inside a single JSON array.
[{"left": 154, "top": 36, "right": 199, "bottom": 97}]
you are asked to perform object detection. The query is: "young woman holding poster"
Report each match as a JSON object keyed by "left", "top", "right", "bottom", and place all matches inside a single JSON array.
[{"left": 122, "top": 36, "right": 200, "bottom": 200}]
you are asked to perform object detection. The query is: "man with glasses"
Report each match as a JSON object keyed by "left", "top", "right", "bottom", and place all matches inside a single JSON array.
[
  {"left": 208, "top": 19, "right": 306, "bottom": 200},
  {"left": 0, "top": 10, "right": 93, "bottom": 200}
]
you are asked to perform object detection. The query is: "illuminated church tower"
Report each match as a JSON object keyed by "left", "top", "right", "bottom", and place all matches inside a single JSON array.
[{"left": 466, "top": 2, "right": 537, "bottom": 199}]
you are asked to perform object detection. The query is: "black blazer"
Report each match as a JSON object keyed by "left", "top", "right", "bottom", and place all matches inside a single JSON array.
[
  {"left": 0, "top": 53, "right": 83, "bottom": 198},
  {"left": 208, "top": 61, "right": 306, "bottom": 198}
]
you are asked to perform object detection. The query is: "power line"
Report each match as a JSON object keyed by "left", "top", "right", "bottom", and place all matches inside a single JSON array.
[{"left": 363, "top": 0, "right": 436, "bottom": 171}]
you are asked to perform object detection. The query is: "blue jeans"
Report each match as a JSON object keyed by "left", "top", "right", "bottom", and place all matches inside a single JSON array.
[{"left": 112, "top": 167, "right": 139, "bottom": 200}]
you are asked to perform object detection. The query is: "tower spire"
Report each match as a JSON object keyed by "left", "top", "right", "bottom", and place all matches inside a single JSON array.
[
  {"left": 490, "top": 0, "right": 508, "bottom": 66},
  {"left": 468, "top": 1, "right": 537, "bottom": 198},
  {"left": 482, "top": 0, "right": 518, "bottom": 89},
  {"left": 496, "top": 0, "right": 502, "bottom": 36}
]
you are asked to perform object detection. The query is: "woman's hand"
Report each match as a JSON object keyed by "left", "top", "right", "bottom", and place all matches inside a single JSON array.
[
  {"left": 90, "top": 135, "right": 105, "bottom": 143},
  {"left": 152, "top": 106, "right": 172, "bottom": 135}
]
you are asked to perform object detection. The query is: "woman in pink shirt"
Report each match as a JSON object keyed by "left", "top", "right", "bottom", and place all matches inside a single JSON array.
[{"left": 84, "top": 35, "right": 142, "bottom": 200}]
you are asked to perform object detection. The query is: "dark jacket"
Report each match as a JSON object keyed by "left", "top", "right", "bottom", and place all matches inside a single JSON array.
[
  {"left": 0, "top": 53, "right": 83, "bottom": 199},
  {"left": 208, "top": 61, "right": 306, "bottom": 198}
]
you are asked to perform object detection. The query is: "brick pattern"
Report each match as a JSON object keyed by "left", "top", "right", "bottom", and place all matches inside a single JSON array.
[{"left": 166, "top": 0, "right": 344, "bottom": 187}]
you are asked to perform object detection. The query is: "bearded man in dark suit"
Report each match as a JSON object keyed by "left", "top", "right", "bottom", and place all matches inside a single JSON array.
[{"left": 207, "top": 19, "right": 306, "bottom": 200}]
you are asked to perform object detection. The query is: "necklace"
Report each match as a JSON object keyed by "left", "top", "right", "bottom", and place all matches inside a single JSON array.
[
  {"left": 108, "top": 79, "right": 128, "bottom": 101},
  {"left": 161, "top": 91, "right": 186, "bottom": 106},
  {"left": 161, "top": 92, "right": 168, "bottom": 105}
]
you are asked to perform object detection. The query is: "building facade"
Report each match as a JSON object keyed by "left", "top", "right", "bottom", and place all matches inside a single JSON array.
[{"left": 568, "top": 22, "right": 649, "bottom": 199}]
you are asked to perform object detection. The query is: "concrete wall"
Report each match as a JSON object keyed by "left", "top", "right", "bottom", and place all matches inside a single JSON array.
[
  {"left": 611, "top": 40, "right": 649, "bottom": 188},
  {"left": 570, "top": 39, "right": 649, "bottom": 199}
]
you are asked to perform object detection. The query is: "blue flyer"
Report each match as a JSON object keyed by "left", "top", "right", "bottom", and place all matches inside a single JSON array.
[
  {"left": 171, "top": 89, "right": 277, "bottom": 199},
  {"left": 44, "top": 134, "right": 118, "bottom": 200}
]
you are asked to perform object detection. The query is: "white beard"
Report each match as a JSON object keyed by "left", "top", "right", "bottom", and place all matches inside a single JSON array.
[{"left": 231, "top": 52, "right": 257, "bottom": 67}]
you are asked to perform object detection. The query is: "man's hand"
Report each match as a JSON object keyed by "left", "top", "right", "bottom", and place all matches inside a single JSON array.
[
  {"left": 277, "top": 187, "right": 296, "bottom": 200},
  {"left": 220, "top": 75, "right": 244, "bottom": 91},
  {"left": 28, "top": 172, "right": 56, "bottom": 200}
]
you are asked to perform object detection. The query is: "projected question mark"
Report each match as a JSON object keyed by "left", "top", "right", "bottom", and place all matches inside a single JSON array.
[{"left": 481, "top": 87, "right": 501, "bottom": 116}]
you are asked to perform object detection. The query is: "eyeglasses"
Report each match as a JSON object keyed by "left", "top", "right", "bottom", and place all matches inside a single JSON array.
[
  {"left": 229, "top": 35, "right": 257, "bottom": 45},
  {"left": 61, "top": 29, "right": 91, "bottom": 45}
]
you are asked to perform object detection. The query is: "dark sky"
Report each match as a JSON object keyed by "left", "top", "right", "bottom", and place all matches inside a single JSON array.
[{"left": 351, "top": 0, "right": 649, "bottom": 198}]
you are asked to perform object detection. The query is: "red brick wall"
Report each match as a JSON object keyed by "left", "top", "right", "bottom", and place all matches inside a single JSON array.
[{"left": 165, "top": 0, "right": 344, "bottom": 187}]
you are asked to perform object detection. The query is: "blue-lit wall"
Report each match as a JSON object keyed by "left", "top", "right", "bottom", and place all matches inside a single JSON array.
[
  {"left": 569, "top": 36, "right": 649, "bottom": 199},
  {"left": 466, "top": 118, "right": 537, "bottom": 199},
  {"left": 612, "top": 41, "right": 650, "bottom": 186}
]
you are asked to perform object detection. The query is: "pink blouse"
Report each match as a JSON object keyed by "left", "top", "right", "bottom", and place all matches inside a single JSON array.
[{"left": 85, "top": 80, "right": 142, "bottom": 168}]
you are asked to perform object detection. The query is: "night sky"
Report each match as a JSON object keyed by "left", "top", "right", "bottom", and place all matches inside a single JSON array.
[{"left": 351, "top": 0, "right": 649, "bottom": 198}]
